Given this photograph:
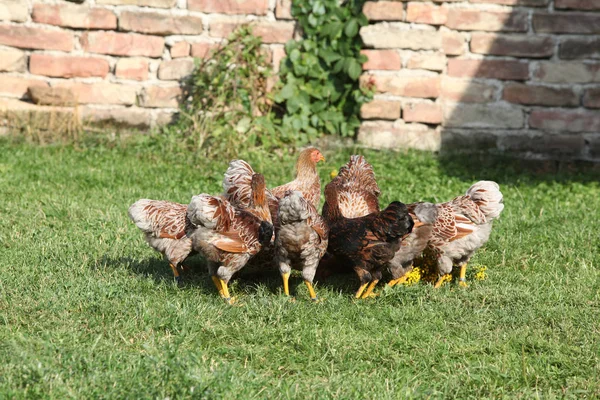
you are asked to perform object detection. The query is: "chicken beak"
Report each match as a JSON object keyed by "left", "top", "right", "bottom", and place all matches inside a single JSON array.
[{"left": 318, "top": 154, "right": 326, "bottom": 163}]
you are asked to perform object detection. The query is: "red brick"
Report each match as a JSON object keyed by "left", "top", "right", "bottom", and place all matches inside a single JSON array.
[
  {"left": 441, "top": 78, "right": 497, "bottom": 103},
  {"left": 442, "top": 31, "right": 465, "bottom": 55},
  {"left": 529, "top": 110, "right": 600, "bottom": 132},
  {"left": 188, "top": 0, "right": 269, "bottom": 15},
  {"left": 403, "top": 103, "right": 442, "bottom": 124},
  {"left": 361, "top": 50, "right": 401, "bottom": 70},
  {"left": 0, "top": 76, "right": 49, "bottom": 98},
  {"left": 81, "top": 32, "right": 164, "bottom": 57},
  {"left": 119, "top": 11, "right": 204, "bottom": 36},
  {"left": 190, "top": 42, "right": 220, "bottom": 58},
  {"left": 363, "top": 75, "right": 441, "bottom": 98},
  {"left": 406, "top": 53, "right": 446, "bottom": 71},
  {"left": 361, "top": 25, "right": 442, "bottom": 50},
  {"left": 29, "top": 54, "right": 109, "bottom": 79},
  {"left": 534, "top": 62, "right": 600, "bottom": 83},
  {"left": 583, "top": 88, "right": 600, "bottom": 108},
  {"left": 559, "top": 38, "right": 600, "bottom": 60},
  {"left": 448, "top": 59, "right": 529, "bottom": 81},
  {"left": 80, "top": 107, "right": 152, "bottom": 129},
  {"left": 470, "top": 33, "right": 554, "bottom": 58},
  {"left": 0, "top": 25, "right": 74, "bottom": 52},
  {"left": 363, "top": 2, "right": 404, "bottom": 21},
  {"left": 446, "top": 9, "right": 528, "bottom": 32},
  {"left": 32, "top": 4, "right": 116, "bottom": 30},
  {"left": 444, "top": 104, "right": 524, "bottom": 128},
  {"left": 0, "top": 0, "right": 31, "bottom": 22},
  {"left": 96, "top": 0, "right": 176, "bottom": 6},
  {"left": 139, "top": 86, "right": 182, "bottom": 108},
  {"left": 272, "top": 45, "right": 286, "bottom": 72},
  {"left": 555, "top": 0, "right": 600, "bottom": 10},
  {"left": 533, "top": 12, "right": 600, "bottom": 34},
  {"left": 54, "top": 82, "right": 138, "bottom": 105},
  {"left": 210, "top": 21, "right": 294, "bottom": 44},
  {"left": 0, "top": 49, "right": 26, "bottom": 73},
  {"left": 360, "top": 99, "right": 402, "bottom": 120},
  {"left": 115, "top": 58, "right": 149, "bottom": 81},
  {"left": 470, "top": 0, "right": 549, "bottom": 5},
  {"left": 406, "top": 3, "right": 447, "bottom": 25},
  {"left": 502, "top": 84, "right": 579, "bottom": 107},
  {"left": 275, "top": 0, "right": 292, "bottom": 19},
  {"left": 28, "top": 87, "right": 76, "bottom": 106},
  {"left": 170, "top": 42, "right": 190, "bottom": 58},
  {"left": 158, "top": 59, "right": 195, "bottom": 80}
]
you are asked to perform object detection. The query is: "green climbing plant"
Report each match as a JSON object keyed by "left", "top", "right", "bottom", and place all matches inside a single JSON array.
[{"left": 274, "top": 0, "right": 374, "bottom": 139}]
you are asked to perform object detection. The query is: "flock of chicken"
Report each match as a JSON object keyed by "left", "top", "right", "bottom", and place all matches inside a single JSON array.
[{"left": 128, "top": 147, "right": 504, "bottom": 304}]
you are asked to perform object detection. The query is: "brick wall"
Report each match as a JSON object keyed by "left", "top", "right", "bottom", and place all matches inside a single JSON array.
[{"left": 0, "top": 0, "right": 599, "bottom": 160}]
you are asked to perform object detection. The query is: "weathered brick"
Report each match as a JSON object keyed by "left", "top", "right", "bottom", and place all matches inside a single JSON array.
[
  {"left": 0, "top": 76, "right": 48, "bottom": 99},
  {"left": 470, "top": 33, "right": 554, "bottom": 58},
  {"left": 158, "top": 59, "right": 195, "bottom": 81},
  {"left": 119, "top": 11, "right": 204, "bottom": 36},
  {"left": 441, "top": 129, "right": 499, "bottom": 151},
  {"left": 444, "top": 104, "right": 524, "bottom": 128},
  {"left": 583, "top": 88, "right": 600, "bottom": 108},
  {"left": 502, "top": 84, "right": 579, "bottom": 107},
  {"left": 81, "top": 32, "right": 164, "bottom": 57},
  {"left": 529, "top": 110, "right": 600, "bottom": 132},
  {"left": 448, "top": 59, "right": 529, "bottom": 80},
  {"left": 170, "top": 42, "right": 190, "bottom": 58},
  {"left": 403, "top": 103, "right": 442, "bottom": 124},
  {"left": 188, "top": 0, "right": 269, "bottom": 15},
  {"left": 32, "top": 4, "right": 117, "bottom": 30},
  {"left": 470, "top": 0, "right": 549, "bottom": 5},
  {"left": 361, "top": 25, "right": 441, "bottom": 50},
  {"left": 363, "top": 2, "right": 404, "bottom": 21},
  {"left": 441, "top": 78, "right": 497, "bottom": 103},
  {"left": 357, "top": 120, "right": 441, "bottom": 151},
  {"left": 29, "top": 54, "right": 109, "bottom": 78},
  {"left": 559, "top": 38, "right": 600, "bottom": 60},
  {"left": 272, "top": 45, "right": 286, "bottom": 72},
  {"left": 533, "top": 62, "right": 600, "bottom": 83},
  {"left": 361, "top": 50, "right": 401, "bottom": 70},
  {"left": 0, "top": 0, "right": 29, "bottom": 22},
  {"left": 555, "top": 0, "right": 600, "bottom": 10},
  {"left": 115, "top": 58, "right": 149, "bottom": 81},
  {"left": 210, "top": 21, "right": 294, "bottom": 44},
  {"left": 360, "top": 99, "right": 401, "bottom": 120},
  {"left": 96, "top": 0, "right": 176, "bottom": 6},
  {"left": 499, "top": 134, "right": 584, "bottom": 157},
  {"left": 81, "top": 107, "right": 151, "bottom": 128},
  {"left": 406, "top": 53, "right": 446, "bottom": 71},
  {"left": 276, "top": 0, "right": 293, "bottom": 19},
  {"left": 156, "top": 111, "right": 177, "bottom": 126},
  {"left": 446, "top": 10, "right": 528, "bottom": 32},
  {"left": 140, "top": 86, "right": 182, "bottom": 108},
  {"left": 54, "top": 82, "right": 138, "bottom": 105},
  {"left": 406, "top": 3, "right": 447, "bottom": 25},
  {"left": 0, "top": 25, "right": 74, "bottom": 52},
  {"left": 363, "top": 75, "right": 441, "bottom": 98},
  {"left": 190, "top": 42, "right": 220, "bottom": 58},
  {"left": 28, "top": 87, "right": 76, "bottom": 106},
  {"left": 533, "top": 12, "right": 600, "bottom": 34},
  {"left": 442, "top": 31, "right": 465, "bottom": 55},
  {"left": 0, "top": 49, "right": 26, "bottom": 73}
]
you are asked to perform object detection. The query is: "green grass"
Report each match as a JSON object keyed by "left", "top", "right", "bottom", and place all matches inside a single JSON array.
[{"left": 1, "top": 138, "right": 599, "bottom": 399}]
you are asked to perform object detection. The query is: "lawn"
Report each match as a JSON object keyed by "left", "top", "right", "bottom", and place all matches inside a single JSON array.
[{"left": 1, "top": 138, "right": 599, "bottom": 398}]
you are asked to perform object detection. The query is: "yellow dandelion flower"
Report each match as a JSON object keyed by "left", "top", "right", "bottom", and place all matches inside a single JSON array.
[
  {"left": 474, "top": 265, "right": 488, "bottom": 281},
  {"left": 404, "top": 268, "right": 422, "bottom": 286},
  {"left": 329, "top": 169, "right": 338, "bottom": 179}
]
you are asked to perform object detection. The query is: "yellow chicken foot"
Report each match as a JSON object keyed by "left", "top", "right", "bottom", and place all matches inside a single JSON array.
[
  {"left": 458, "top": 264, "right": 468, "bottom": 287},
  {"left": 211, "top": 275, "right": 224, "bottom": 297},
  {"left": 388, "top": 276, "right": 408, "bottom": 287},
  {"left": 282, "top": 272, "right": 291, "bottom": 296},
  {"left": 169, "top": 263, "right": 182, "bottom": 285},
  {"left": 355, "top": 283, "right": 369, "bottom": 299},
  {"left": 434, "top": 274, "right": 450, "bottom": 288},
  {"left": 219, "top": 278, "right": 234, "bottom": 305},
  {"left": 304, "top": 281, "right": 318, "bottom": 301},
  {"left": 361, "top": 279, "right": 380, "bottom": 299}
]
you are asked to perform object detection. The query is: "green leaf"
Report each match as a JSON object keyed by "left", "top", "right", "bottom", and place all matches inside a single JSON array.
[
  {"left": 289, "top": 49, "right": 301, "bottom": 63},
  {"left": 344, "top": 19, "right": 359, "bottom": 38},
  {"left": 279, "top": 83, "right": 295, "bottom": 100},
  {"left": 347, "top": 59, "right": 362, "bottom": 80}
]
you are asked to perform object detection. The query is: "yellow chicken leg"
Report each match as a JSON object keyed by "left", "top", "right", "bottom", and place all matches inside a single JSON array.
[
  {"left": 458, "top": 264, "right": 468, "bottom": 287},
  {"left": 388, "top": 276, "right": 408, "bottom": 287},
  {"left": 211, "top": 275, "right": 224, "bottom": 296},
  {"left": 434, "top": 274, "right": 451, "bottom": 288},
  {"left": 361, "top": 279, "right": 380, "bottom": 299},
  {"left": 282, "top": 272, "right": 291, "bottom": 296},
  {"left": 355, "top": 283, "right": 369, "bottom": 299},
  {"left": 169, "top": 263, "right": 181, "bottom": 284},
  {"left": 219, "top": 278, "right": 234, "bottom": 305},
  {"left": 304, "top": 281, "right": 318, "bottom": 301}
]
